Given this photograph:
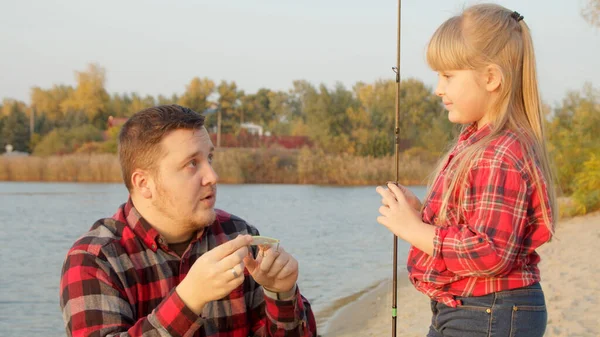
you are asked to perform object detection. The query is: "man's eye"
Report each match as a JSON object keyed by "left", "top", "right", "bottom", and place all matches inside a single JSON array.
[{"left": 187, "top": 159, "right": 198, "bottom": 168}]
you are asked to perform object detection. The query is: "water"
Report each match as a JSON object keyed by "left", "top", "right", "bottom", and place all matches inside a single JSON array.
[{"left": 0, "top": 182, "right": 426, "bottom": 336}]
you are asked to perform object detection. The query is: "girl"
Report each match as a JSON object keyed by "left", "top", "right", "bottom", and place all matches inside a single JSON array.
[{"left": 376, "top": 4, "right": 556, "bottom": 337}]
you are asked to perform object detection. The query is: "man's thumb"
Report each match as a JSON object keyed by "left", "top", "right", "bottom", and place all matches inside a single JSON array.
[{"left": 243, "top": 251, "right": 261, "bottom": 274}]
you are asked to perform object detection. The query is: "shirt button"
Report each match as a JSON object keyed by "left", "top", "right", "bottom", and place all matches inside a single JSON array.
[{"left": 151, "top": 243, "right": 157, "bottom": 249}]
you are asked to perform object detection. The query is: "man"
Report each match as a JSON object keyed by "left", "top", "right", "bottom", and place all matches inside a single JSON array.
[{"left": 59, "top": 105, "right": 316, "bottom": 337}]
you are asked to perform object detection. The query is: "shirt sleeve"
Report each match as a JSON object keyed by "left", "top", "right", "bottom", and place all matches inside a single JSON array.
[
  {"left": 241, "top": 240, "right": 316, "bottom": 337},
  {"left": 60, "top": 249, "right": 204, "bottom": 337},
  {"left": 431, "top": 157, "right": 531, "bottom": 278},
  {"left": 247, "top": 284, "right": 317, "bottom": 337}
]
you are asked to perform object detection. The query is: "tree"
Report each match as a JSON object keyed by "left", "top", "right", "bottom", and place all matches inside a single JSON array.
[
  {"left": 1, "top": 103, "right": 30, "bottom": 152},
  {"left": 30, "top": 85, "right": 73, "bottom": 122},
  {"left": 108, "top": 93, "right": 131, "bottom": 118},
  {"left": 547, "top": 83, "right": 600, "bottom": 194},
  {"left": 266, "top": 91, "right": 294, "bottom": 135},
  {"left": 179, "top": 77, "right": 215, "bottom": 114},
  {"left": 352, "top": 78, "right": 446, "bottom": 156},
  {"left": 128, "top": 93, "right": 156, "bottom": 116},
  {"left": 60, "top": 64, "right": 110, "bottom": 122},
  {"left": 582, "top": 0, "right": 600, "bottom": 27},
  {"left": 217, "top": 80, "right": 242, "bottom": 134},
  {"left": 2, "top": 99, "right": 27, "bottom": 117},
  {"left": 33, "top": 124, "right": 104, "bottom": 156},
  {"left": 0, "top": 115, "right": 4, "bottom": 150},
  {"left": 158, "top": 94, "right": 179, "bottom": 106},
  {"left": 241, "top": 88, "right": 271, "bottom": 127}
]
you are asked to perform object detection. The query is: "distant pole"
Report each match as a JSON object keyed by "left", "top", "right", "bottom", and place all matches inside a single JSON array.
[
  {"left": 30, "top": 107, "right": 35, "bottom": 141},
  {"left": 217, "top": 106, "right": 222, "bottom": 148},
  {"left": 202, "top": 103, "right": 221, "bottom": 147}
]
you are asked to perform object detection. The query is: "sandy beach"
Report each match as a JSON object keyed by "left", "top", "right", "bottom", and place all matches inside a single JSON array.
[{"left": 322, "top": 212, "right": 600, "bottom": 337}]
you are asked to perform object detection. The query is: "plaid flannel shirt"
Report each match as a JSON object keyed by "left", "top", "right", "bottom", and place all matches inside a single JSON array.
[
  {"left": 60, "top": 199, "right": 316, "bottom": 336},
  {"left": 407, "top": 124, "right": 553, "bottom": 307}
]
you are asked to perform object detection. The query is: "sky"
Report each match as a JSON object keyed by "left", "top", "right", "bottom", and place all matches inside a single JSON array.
[{"left": 1, "top": 0, "right": 598, "bottom": 107}]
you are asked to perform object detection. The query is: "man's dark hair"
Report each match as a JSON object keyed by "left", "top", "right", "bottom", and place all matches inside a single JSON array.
[{"left": 118, "top": 105, "right": 205, "bottom": 191}]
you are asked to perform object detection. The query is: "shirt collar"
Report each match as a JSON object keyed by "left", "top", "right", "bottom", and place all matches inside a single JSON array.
[
  {"left": 112, "top": 197, "right": 161, "bottom": 251},
  {"left": 456, "top": 122, "right": 493, "bottom": 150},
  {"left": 112, "top": 197, "right": 209, "bottom": 252}
]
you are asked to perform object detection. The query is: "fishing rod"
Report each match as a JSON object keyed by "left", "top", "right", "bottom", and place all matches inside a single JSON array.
[{"left": 391, "top": 0, "right": 402, "bottom": 336}]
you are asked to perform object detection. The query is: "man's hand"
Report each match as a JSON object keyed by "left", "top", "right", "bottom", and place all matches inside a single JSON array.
[
  {"left": 244, "top": 246, "right": 298, "bottom": 294},
  {"left": 176, "top": 234, "right": 253, "bottom": 314}
]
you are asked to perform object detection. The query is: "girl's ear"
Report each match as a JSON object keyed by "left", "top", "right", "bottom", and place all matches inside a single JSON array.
[{"left": 484, "top": 64, "right": 502, "bottom": 92}]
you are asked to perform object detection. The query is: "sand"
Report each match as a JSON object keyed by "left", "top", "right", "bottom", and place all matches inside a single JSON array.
[{"left": 322, "top": 212, "right": 600, "bottom": 337}]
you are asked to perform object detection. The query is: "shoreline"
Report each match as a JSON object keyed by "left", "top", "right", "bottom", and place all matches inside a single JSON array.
[
  {"left": 321, "top": 212, "right": 600, "bottom": 337},
  {"left": 314, "top": 279, "right": 389, "bottom": 333},
  {"left": 320, "top": 272, "right": 430, "bottom": 337}
]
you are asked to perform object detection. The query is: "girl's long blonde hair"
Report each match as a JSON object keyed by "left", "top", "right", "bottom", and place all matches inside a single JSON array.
[{"left": 425, "top": 4, "right": 556, "bottom": 232}]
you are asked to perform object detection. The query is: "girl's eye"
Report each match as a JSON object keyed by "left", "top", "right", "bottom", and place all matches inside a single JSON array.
[{"left": 208, "top": 154, "right": 214, "bottom": 163}]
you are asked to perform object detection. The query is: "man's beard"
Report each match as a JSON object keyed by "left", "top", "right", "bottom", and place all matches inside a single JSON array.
[
  {"left": 189, "top": 208, "right": 216, "bottom": 230},
  {"left": 153, "top": 183, "right": 216, "bottom": 231}
]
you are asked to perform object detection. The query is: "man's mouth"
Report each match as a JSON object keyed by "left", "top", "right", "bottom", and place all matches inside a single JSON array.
[{"left": 200, "top": 190, "right": 216, "bottom": 202}]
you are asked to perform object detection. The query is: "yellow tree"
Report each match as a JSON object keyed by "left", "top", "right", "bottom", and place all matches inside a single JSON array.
[
  {"left": 128, "top": 94, "right": 156, "bottom": 116},
  {"left": 582, "top": 0, "right": 600, "bottom": 27},
  {"left": 179, "top": 77, "right": 215, "bottom": 113},
  {"left": 1, "top": 99, "right": 27, "bottom": 117},
  {"left": 30, "top": 85, "right": 73, "bottom": 121},
  {"left": 158, "top": 94, "right": 179, "bottom": 106},
  {"left": 61, "top": 64, "right": 110, "bottom": 122}
]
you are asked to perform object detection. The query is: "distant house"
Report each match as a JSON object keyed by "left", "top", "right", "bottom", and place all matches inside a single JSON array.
[
  {"left": 240, "top": 122, "right": 264, "bottom": 136},
  {"left": 104, "top": 116, "right": 310, "bottom": 149},
  {"left": 2, "top": 144, "right": 29, "bottom": 156},
  {"left": 108, "top": 116, "right": 128, "bottom": 129}
]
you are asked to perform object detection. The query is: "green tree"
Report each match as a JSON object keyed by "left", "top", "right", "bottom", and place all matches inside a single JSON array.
[
  {"left": 241, "top": 88, "right": 271, "bottom": 127},
  {"left": 267, "top": 91, "right": 294, "bottom": 135},
  {"left": 548, "top": 83, "right": 600, "bottom": 194},
  {"left": 0, "top": 115, "right": 5, "bottom": 151},
  {"left": 217, "top": 80, "right": 242, "bottom": 134},
  {"left": 108, "top": 93, "right": 132, "bottom": 118},
  {"left": 33, "top": 124, "right": 104, "bottom": 156},
  {"left": 1, "top": 103, "right": 30, "bottom": 152},
  {"left": 353, "top": 78, "right": 446, "bottom": 156},
  {"left": 572, "top": 154, "right": 600, "bottom": 213}
]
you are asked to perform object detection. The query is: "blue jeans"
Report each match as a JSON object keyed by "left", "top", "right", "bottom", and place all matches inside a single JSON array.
[{"left": 427, "top": 283, "right": 547, "bottom": 337}]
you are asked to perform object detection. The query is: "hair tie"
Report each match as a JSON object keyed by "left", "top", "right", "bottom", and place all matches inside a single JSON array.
[{"left": 511, "top": 11, "right": 524, "bottom": 22}]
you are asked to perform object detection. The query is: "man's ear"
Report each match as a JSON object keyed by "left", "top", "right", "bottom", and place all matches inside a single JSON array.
[
  {"left": 484, "top": 64, "right": 503, "bottom": 92},
  {"left": 131, "top": 169, "right": 153, "bottom": 199}
]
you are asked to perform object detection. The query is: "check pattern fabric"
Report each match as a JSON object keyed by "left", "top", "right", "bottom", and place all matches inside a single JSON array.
[
  {"left": 407, "top": 124, "right": 553, "bottom": 307},
  {"left": 60, "top": 199, "right": 316, "bottom": 337}
]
